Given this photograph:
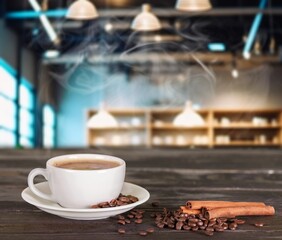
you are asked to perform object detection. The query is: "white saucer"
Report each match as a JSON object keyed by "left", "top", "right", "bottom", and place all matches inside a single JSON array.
[{"left": 21, "top": 182, "right": 150, "bottom": 220}]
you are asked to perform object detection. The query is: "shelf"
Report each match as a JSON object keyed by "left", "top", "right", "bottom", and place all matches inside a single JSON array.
[
  {"left": 87, "top": 108, "right": 282, "bottom": 148},
  {"left": 152, "top": 123, "right": 208, "bottom": 130},
  {"left": 213, "top": 124, "right": 280, "bottom": 129},
  {"left": 214, "top": 141, "right": 280, "bottom": 146},
  {"left": 88, "top": 126, "right": 146, "bottom": 130}
]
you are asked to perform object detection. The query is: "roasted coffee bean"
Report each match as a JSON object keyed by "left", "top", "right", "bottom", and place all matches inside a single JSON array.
[
  {"left": 135, "top": 219, "right": 143, "bottom": 224},
  {"left": 229, "top": 222, "right": 238, "bottom": 230},
  {"left": 189, "top": 218, "right": 199, "bottom": 223},
  {"left": 205, "top": 227, "right": 214, "bottom": 232},
  {"left": 125, "top": 219, "right": 131, "bottom": 224},
  {"left": 152, "top": 201, "right": 160, "bottom": 207},
  {"left": 118, "top": 215, "right": 125, "bottom": 220},
  {"left": 188, "top": 222, "right": 197, "bottom": 227},
  {"left": 119, "top": 197, "right": 130, "bottom": 203},
  {"left": 254, "top": 222, "right": 264, "bottom": 227},
  {"left": 139, "top": 231, "right": 148, "bottom": 236},
  {"left": 127, "top": 214, "right": 134, "bottom": 219},
  {"left": 91, "top": 205, "right": 99, "bottom": 208},
  {"left": 135, "top": 214, "right": 143, "bottom": 219},
  {"left": 176, "top": 221, "right": 184, "bottom": 230},
  {"left": 204, "top": 230, "right": 214, "bottom": 236},
  {"left": 118, "top": 228, "right": 126, "bottom": 234},
  {"left": 191, "top": 226, "right": 199, "bottom": 231},
  {"left": 129, "top": 196, "right": 138, "bottom": 202},
  {"left": 222, "top": 223, "right": 228, "bottom": 230},
  {"left": 118, "top": 220, "right": 125, "bottom": 225},
  {"left": 183, "top": 225, "right": 191, "bottom": 231},
  {"left": 219, "top": 217, "right": 228, "bottom": 222},
  {"left": 136, "top": 210, "right": 145, "bottom": 214},
  {"left": 235, "top": 219, "right": 246, "bottom": 225},
  {"left": 197, "top": 221, "right": 204, "bottom": 227},
  {"left": 178, "top": 217, "right": 186, "bottom": 222},
  {"left": 214, "top": 227, "right": 224, "bottom": 232},
  {"left": 147, "top": 227, "right": 155, "bottom": 233},
  {"left": 157, "top": 223, "right": 165, "bottom": 229},
  {"left": 168, "top": 223, "right": 175, "bottom": 229}
]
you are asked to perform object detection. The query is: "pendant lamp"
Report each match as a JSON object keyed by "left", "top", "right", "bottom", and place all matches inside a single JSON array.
[
  {"left": 87, "top": 106, "right": 118, "bottom": 129},
  {"left": 131, "top": 4, "right": 161, "bottom": 31},
  {"left": 67, "top": 0, "right": 99, "bottom": 20},
  {"left": 175, "top": 0, "right": 212, "bottom": 11}
]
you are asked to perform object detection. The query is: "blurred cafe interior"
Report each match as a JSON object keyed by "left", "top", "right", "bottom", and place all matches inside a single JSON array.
[{"left": 1, "top": 0, "right": 282, "bottom": 150}]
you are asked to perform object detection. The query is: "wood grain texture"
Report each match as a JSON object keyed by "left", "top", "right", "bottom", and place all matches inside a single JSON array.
[{"left": 0, "top": 148, "right": 282, "bottom": 240}]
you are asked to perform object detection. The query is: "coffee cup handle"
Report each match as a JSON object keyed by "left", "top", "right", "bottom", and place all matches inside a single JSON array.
[{"left": 28, "top": 168, "right": 54, "bottom": 201}]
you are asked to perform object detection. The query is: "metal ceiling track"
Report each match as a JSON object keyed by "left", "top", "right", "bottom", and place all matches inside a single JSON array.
[{"left": 6, "top": 8, "right": 282, "bottom": 19}]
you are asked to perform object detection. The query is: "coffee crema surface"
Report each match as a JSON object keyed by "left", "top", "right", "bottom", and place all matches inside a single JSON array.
[{"left": 53, "top": 160, "right": 120, "bottom": 170}]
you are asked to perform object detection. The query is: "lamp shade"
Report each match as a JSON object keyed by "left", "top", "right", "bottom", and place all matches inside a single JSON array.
[
  {"left": 66, "top": 0, "right": 99, "bottom": 20},
  {"left": 87, "top": 109, "right": 118, "bottom": 128},
  {"left": 131, "top": 4, "right": 161, "bottom": 31},
  {"left": 175, "top": 0, "right": 212, "bottom": 11},
  {"left": 173, "top": 101, "right": 205, "bottom": 127}
]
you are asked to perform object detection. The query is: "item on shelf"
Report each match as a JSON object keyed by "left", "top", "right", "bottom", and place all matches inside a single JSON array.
[
  {"left": 176, "top": 135, "right": 186, "bottom": 146},
  {"left": 259, "top": 135, "right": 266, "bottom": 144},
  {"left": 152, "top": 136, "right": 162, "bottom": 145},
  {"left": 220, "top": 117, "right": 230, "bottom": 126},
  {"left": 193, "top": 136, "right": 209, "bottom": 145},
  {"left": 154, "top": 120, "right": 164, "bottom": 127},
  {"left": 131, "top": 117, "right": 142, "bottom": 126},
  {"left": 215, "top": 135, "right": 230, "bottom": 144},
  {"left": 111, "top": 135, "right": 122, "bottom": 146},
  {"left": 173, "top": 101, "right": 205, "bottom": 127},
  {"left": 252, "top": 117, "right": 268, "bottom": 126},
  {"left": 271, "top": 119, "right": 278, "bottom": 126},
  {"left": 273, "top": 137, "right": 279, "bottom": 144},
  {"left": 164, "top": 135, "right": 174, "bottom": 145},
  {"left": 94, "top": 137, "right": 105, "bottom": 146},
  {"left": 131, "top": 135, "right": 142, "bottom": 145}
]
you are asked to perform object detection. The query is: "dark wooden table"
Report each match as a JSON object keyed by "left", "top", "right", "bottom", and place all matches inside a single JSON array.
[{"left": 1, "top": 148, "right": 282, "bottom": 240}]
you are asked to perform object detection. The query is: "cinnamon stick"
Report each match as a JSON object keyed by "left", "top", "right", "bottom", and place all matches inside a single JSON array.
[
  {"left": 180, "top": 206, "right": 201, "bottom": 215},
  {"left": 205, "top": 205, "right": 275, "bottom": 219},
  {"left": 186, "top": 201, "right": 266, "bottom": 210}
]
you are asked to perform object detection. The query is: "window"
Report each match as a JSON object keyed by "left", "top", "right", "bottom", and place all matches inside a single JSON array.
[
  {"left": 43, "top": 104, "right": 56, "bottom": 148},
  {"left": 19, "top": 78, "right": 35, "bottom": 148},
  {"left": 0, "top": 59, "right": 17, "bottom": 147}
]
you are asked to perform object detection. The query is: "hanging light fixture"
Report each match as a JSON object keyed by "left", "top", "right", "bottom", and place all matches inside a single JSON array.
[
  {"left": 131, "top": 4, "right": 161, "bottom": 31},
  {"left": 87, "top": 105, "right": 118, "bottom": 129},
  {"left": 231, "top": 54, "right": 239, "bottom": 79},
  {"left": 173, "top": 101, "right": 205, "bottom": 127},
  {"left": 66, "top": 0, "right": 99, "bottom": 20},
  {"left": 175, "top": 0, "right": 212, "bottom": 11},
  {"left": 269, "top": 37, "right": 276, "bottom": 54}
]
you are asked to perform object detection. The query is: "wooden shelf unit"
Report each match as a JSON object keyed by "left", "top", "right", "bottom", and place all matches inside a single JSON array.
[{"left": 86, "top": 109, "right": 282, "bottom": 148}]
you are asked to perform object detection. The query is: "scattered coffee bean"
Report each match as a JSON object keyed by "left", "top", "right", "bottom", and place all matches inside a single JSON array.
[
  {"left": 135, "top": 219, "right": 143, "bottom": 224},
  {"left": 135, "top": 214, "right": 143, "bottom": 219},
  {"left": 125, "top": 219, "right": 131, "bottom": 224},
  {"left": 139, "top": 231, "right": 148, "bottom": 236},
  {"left": 204, "top": 230, "right": 214, "bottom": 236},
  {"left": 183, "top": 225, "right": 191, "bottom": 230},
  {"left": 118, "top": 215, "right": 125, "bottom": 220},
  {"left": 254, "top": 222, "right": 264, "bottom": 227},
  {"left": 229, "top": 222, "right": 237, "bottom": 230},
  {"left": 127, "top": 214, "right": 134, "bottom": 219},
  {"left": 235, "top": 219, "right": 246, "bottom": 225},
  {"left": 117, "top": 220, "right": 125, "bottom": 225},
  {"left": 147, "top": 227, "right": 155, "bottom": 233},
  {"left": 214, "top": 227, "right": 224, "bottom": 232},
  {"left": 118, "top": 228, "right": 126, "bottom": 234},
  {"left": 175, "top": 221, "right": 184, "bottom": 230}
]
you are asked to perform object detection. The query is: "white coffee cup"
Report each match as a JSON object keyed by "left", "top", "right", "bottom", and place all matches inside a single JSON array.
[{"left": 28, "top": 154, "right": 126, "bottom": 209}]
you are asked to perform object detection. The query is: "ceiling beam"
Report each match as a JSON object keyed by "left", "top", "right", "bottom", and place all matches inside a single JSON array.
[{"left": 6, "top": 8, "right": 282, "bottom": 19}]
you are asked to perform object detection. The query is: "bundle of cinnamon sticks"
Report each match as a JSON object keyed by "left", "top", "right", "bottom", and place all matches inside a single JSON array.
[{"left": 180, "top": 201, "right": 275, "bottom": 219}]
